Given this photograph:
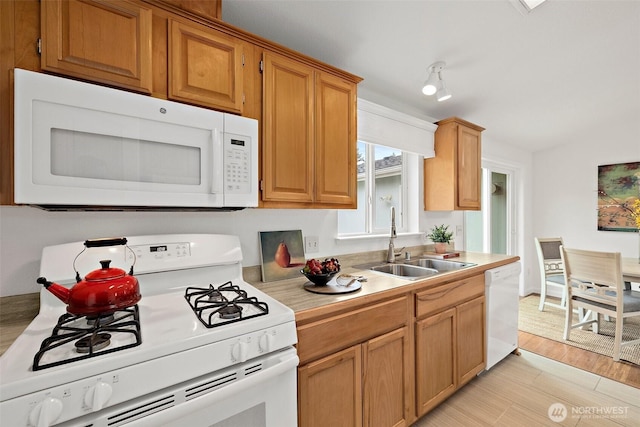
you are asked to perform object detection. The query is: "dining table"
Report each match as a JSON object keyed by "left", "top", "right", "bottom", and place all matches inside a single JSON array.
[{"left": 622, "top": 257, "right": 640, "bottom": 285}]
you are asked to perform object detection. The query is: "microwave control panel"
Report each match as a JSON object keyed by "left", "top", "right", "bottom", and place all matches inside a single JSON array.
[{"left": 223, "top": 134, "right": 252, "bottom": 194}]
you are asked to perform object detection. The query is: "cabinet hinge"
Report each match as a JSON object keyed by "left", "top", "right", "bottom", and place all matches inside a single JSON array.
[
  {"left": 259, "top": 180, "right": 264, "bottom": 191},
  {"left": 37, "top": 38, "right": 42, "bottom": 55},
  {"left": 259, "top": 60, "right": 264, "bottom": 73},
  {"left": 242, "top": 53, "right": 245, "bottom": 67},
  {"left": 242, "top": 93, "right": 245, "bottom": 105}
]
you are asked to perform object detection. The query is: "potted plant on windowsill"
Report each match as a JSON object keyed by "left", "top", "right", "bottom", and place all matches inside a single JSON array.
[{"left": 426, "top": 224, "right": 454, "bottom": 254}]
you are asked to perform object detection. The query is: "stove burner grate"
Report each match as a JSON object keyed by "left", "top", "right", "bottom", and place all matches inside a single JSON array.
[
  {"left": 185, "top": 281, "right": 269, "bottom": 328},
  {"left": 32, "top": 305, "right": 142, "bottom": 371}
]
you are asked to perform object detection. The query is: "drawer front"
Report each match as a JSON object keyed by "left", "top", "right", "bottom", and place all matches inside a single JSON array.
[
  {"left": 297, "top": 296, "right": 409, "bottom": 364},
  {"left": 415, "top": 274, "right": 484, "bottom": 319}
]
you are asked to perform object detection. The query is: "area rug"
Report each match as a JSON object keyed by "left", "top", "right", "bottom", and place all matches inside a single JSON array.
[{"left": 518, "top": 295, "right": 640, "bottom": 365}]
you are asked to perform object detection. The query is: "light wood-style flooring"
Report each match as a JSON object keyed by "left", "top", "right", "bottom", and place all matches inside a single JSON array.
[
  {"left": 412, "top": 349, "right": 640, "bottom": 426},
  {"left": 519, "top": 331, "right": 640, "bottom": 389}
]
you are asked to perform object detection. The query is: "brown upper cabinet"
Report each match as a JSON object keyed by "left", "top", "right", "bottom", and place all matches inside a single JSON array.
[
  {"left": 155, "top": 0, "right": 221, "bottom": 21},
  {"left": 41, "top": 0, "right": 153, "bottom": 93},
  {"left": 168, "top": 19, "right": 243, "bottom": 113},
  {"left": 261, "top": 51, "right": 358, "bottom": 208},
  {"left": 424, "top": 117, "right": 484, "bottom": 211}
]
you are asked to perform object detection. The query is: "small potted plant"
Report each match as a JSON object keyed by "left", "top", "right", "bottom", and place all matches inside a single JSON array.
[{"left": 426, "top": 224, "right": 454, "bottom": 254}]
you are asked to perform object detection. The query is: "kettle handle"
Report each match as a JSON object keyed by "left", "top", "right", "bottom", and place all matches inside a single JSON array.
[
  {"left": 74, "top": 237, "right": 136, "bottom": 281},
  {"left": 85, "top": 237, "right": 128, "bottom": 248}
]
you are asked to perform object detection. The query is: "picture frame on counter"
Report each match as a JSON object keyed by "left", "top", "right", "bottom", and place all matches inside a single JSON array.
[{"left": 259, "top": 230, "right": 305, "bottom": 282}]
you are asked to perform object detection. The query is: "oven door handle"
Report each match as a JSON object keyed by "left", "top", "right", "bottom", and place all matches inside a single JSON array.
[{"left": 126, "top": 350, "right": 299, "bottom": 427}]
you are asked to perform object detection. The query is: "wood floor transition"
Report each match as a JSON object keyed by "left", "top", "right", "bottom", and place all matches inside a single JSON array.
[{"left": 518, "top": 330, "right": 640, "bottom": 389}]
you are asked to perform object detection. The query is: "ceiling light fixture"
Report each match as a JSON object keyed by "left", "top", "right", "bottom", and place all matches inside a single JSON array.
[{"left": 422, "top": 61, "right": 451, "bottom": 102}]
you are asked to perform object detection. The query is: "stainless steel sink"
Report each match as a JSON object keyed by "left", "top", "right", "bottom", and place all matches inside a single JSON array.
[
  {"left": 369, "top": 263, "right": 439, "bottom": 280},
  {"left": 355, "top": 258, "right": 476, "bottom": 280},
  {"left": 405, "top": 259, "right": 476, "bottom": 271}
]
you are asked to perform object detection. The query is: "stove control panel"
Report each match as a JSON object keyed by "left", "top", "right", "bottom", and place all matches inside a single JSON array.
[{"left": 128, "top": 242, "right": 191, "bottom": 264}]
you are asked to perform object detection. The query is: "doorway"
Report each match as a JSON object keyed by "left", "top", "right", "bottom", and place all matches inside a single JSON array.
[{"left": 465, "top": 163, "right": 517, "bottom": 255}]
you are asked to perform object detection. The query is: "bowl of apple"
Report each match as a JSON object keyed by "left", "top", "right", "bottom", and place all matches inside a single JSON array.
[{"left": 301, "top": 258, "right": 341, "bottom": 286}]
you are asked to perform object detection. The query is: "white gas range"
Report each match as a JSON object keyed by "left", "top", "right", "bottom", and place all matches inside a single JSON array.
[{"left": 0, "top": 234, "right": 298, "bottom": 427}]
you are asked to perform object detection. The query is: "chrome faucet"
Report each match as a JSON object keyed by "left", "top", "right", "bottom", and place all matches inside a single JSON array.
[{"left": 386, "top": 206, "right": 404, "bottom": 263}]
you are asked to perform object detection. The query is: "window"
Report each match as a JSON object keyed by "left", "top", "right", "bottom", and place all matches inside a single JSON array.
[
  {"left": 337, "top": 99, "right": 436, "bottom": 238},
  {"left": 338, "top": 141, "right": 407, "bottom": 235}
]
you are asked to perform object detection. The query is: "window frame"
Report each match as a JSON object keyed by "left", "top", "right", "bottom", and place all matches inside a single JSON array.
[
  {"left": 336, "top": 99, "right": 436, "bottom": 240},
  {"left": 338, "top": 140, "right": 419, "bottom": 238}
]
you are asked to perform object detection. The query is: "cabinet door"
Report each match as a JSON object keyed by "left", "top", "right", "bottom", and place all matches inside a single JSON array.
[
  {"left": 262, "top": 52, "right": 314, "bottom": 203},
  {"left": 363, "top": 327, "right": 410, "bottom": 427},
  {"left": 456, "top": 125, "right": 481, "bottom": 209},
  {"left": 315, "top": 71, "right": 357, "bottom": 206},
  {"left": 415, "top": 307, "right": 456, "bottom": 417},
  {"left": 41, "top": 0, "right": 152, "bottom": 93},
  {"left": 298, "top": 345, "right": 363, "bottom": 427},
  {"left": 456, "top": 295, "right": 486, "bottom": 385},
  {"left": 169, "top": 19, "right": 243, "bottom": 113}
]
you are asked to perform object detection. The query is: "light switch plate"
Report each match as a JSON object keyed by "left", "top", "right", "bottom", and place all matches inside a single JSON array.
[{"left": 305, "top": 236, "right": 319, "bottom": 253}]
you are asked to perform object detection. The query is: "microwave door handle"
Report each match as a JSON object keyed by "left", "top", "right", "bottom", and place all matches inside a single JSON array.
[{"left": 211, "top": 129, "right": 224, "bottom": 194}]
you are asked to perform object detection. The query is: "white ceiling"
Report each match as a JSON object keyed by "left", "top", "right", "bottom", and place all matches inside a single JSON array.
[{"left": 222, "top": 0, "right": 640, "bottom": 152}]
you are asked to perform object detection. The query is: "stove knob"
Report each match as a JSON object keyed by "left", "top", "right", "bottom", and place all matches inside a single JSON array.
[
  {"left": 84, "top": 381, "right": 113, "bottom": 411},
  {"left": 259, "top": 332, "right": 274, "bottom": 353},
  {"left": 28, "top": 396, "right": 62, "bottom": 427},
  {"left": 231, "top": 341, "right": 248, "bottom": 362}
]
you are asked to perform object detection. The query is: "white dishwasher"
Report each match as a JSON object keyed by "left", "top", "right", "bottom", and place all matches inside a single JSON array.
[{"left": 484, "top": 261, "right": 522, "bottom": 370}]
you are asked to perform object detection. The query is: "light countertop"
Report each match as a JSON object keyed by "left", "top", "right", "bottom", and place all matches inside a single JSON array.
[{"left": 249, "top": 252, "right": 520, "bottom": 324}]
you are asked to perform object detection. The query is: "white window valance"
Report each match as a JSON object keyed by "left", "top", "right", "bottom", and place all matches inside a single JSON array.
[{"left": 357, "top": 99, "right": 437, "bottom": 158}]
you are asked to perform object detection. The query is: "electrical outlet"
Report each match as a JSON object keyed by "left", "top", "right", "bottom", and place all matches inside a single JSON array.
[
  {"left": 305, "top": 236, "right": 319, "bottom": 254},
  {"left": 456, "top": 225, "right": 463, "bottom": 236}
]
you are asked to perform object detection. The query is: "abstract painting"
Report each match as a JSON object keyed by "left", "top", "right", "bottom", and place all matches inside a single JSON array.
[{"left": 597, "top": 161, "right": 640, "bottom": 232}]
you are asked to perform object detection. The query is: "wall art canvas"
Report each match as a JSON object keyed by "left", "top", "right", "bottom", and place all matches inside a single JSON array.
[
  {"left": 597, "top": 161, "right": 640, "bottom": 232},
  {"left": 259, "top": 230, "right": 306, "bottom": 282}
]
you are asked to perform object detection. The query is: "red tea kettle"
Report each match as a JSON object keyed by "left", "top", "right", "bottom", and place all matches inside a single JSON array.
[{"left": 37, "top": 237, "right": 141, "bottom": 316}]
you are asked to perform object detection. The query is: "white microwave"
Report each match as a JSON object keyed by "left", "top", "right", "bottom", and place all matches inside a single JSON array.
[{"left": 13, "top": 69, "right": 258, "bottom": 210}]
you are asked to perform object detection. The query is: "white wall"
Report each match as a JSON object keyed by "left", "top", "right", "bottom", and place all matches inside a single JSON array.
[
  {"left": 0, "top": 202, "right": 463, "bottom": 297},
  {"left": 529, "top": 120, "right": 640, "bottom": 295}
]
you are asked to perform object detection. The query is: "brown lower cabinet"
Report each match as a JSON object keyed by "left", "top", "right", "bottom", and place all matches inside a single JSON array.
[
  {"left": 296, "top": 296, "right": 411, "bottom": 427},
  {"left": 414, "top": 275, "right": 486, "bottom": 418},
  {"left": 295, "top": 273, "right": 486, "bottom": 427},
  {"left": 298, "top": 327, "right": 410, "bottom": 427}
]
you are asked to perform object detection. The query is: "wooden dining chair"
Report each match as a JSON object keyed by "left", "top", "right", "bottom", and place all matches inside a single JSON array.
[
  {"left": 534, "top": 237, "right": 567, "bottom": 311},
  {"left": 561, "top": 247, "right": 640, "bottom": 362}
]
